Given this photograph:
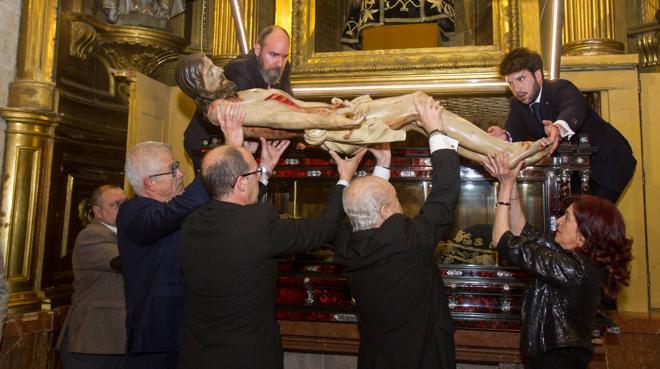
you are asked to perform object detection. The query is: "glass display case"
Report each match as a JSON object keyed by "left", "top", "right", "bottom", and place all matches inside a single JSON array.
[{"left": 269, "top": 142, "right": 596, "bottom": 330}]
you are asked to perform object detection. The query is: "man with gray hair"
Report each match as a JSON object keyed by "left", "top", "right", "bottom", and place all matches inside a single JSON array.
[
  {"left": 116, "top": 112, "right": 270, "bottom": 369},
  {"left": 117, "top": 140, "right": 209, "bottom": 369},
  {"left": 334, "top": 97, "right": 461, "bottom": 369}
]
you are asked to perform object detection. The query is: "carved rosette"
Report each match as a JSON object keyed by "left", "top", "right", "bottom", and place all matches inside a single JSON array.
[{"left": 67, "top": 14, "right": 185, "bottom": 102}]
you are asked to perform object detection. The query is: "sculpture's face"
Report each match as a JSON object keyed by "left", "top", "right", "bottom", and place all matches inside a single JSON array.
[
  {"left": 505, "top": 69, "right": 543, "bottom": 105},
  {"left": 254, "top": 28, "right": 290, "bottom": 86},
  {"left": 201, "top": 56, "right": 233, "bottom": 94}
]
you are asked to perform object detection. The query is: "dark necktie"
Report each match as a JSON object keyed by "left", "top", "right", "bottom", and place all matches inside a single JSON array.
[{"left": 530, "top": 102, "right": 542, "bottom": 123}]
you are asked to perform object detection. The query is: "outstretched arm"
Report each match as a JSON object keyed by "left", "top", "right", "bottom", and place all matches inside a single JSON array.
[{"left": 483, "top": 151, "right": 526, "bottom": 246}]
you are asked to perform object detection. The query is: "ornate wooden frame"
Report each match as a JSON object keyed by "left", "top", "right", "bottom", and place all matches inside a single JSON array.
[{"left": 286, "top": 0, "right": 527, "bottom": 90}]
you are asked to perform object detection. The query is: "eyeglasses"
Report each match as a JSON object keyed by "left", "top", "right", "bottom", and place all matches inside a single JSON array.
[
  {"left": 233, "top": 166, "right": 264, "bottom": 186},
  {"left": 149, "top": 161, "right": 180, "bottom": 178}
]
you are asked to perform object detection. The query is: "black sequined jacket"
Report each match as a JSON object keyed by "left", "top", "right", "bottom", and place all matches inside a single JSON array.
[{"left": 497, "top": 224, "right": 606, "bottom": 357}]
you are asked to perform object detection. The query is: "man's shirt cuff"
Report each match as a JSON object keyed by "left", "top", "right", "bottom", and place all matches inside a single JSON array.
[
  {"left": 554, "top": 120, "right": 575, "bottom": 139},
  {"left": 337, "top": 179, "right": 350, "bottom": 187},
  {"left": 372, "top": 165, "right": 390, "bottom": 180},
  {"left": 429, "top": 133, "right": 459, "bottom": 153}
]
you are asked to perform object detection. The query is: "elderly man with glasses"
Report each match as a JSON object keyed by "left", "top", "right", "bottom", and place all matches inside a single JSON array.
[{"left": 116, "top": 112, "right": 256, "bottom": 369}]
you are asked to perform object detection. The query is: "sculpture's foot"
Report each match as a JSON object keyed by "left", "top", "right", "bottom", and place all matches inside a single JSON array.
[{"left": 508, "top": 138, "right": 553, "bottom": 168}]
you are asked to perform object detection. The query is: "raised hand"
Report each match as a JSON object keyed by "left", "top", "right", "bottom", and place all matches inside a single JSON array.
[
  {"left": 214, "top": 102, "right": 245, "bottom": 146},
  {"left": 259, "top": 138, "right": 290, "bottom": 173},
  {"left": 413, "top": 97, "right": 445, "bottom": 134},
  {"left": 482, "top": 151, "right": 523, "bottom": 189},
  {"left": 368, "top": 143, "right": 391, "bottom": 168},
  {"left": 487, "top": 126, "right": 508, "bottom": 141},
  {"left": 542, "top": 120, "right": 560, "bottom": 155},
  {"left": 329, "top": 149, "right": 368, "bottom": 182}
]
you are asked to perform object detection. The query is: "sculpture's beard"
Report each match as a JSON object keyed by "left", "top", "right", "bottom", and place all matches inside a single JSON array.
[
  {"left": 198, "top": 79, "right": 239, "bottom": 119},
  {"left": 258, "top": 57, "right": 284, "bottom": 86}
]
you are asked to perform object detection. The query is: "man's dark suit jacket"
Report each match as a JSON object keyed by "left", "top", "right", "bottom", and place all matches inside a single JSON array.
[
  {"left": 117, "top": 177, "right": 209, "bottom": 354},
  {"left": 504, "top": 78, "right": 636, "bottom": 193},
  {"left": 184, "top": 50, "right": 293, "bottom": 172},
  {"left": 177, "top": 184, "right": 345, "bottom": 369},
  {"left": 334, "top": 149, "right": 460, "bottom": 369}
]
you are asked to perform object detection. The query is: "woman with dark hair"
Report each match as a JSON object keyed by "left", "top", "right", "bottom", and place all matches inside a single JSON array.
[{"left": 485, "top": 152, "right": 632, "bottom": 369}]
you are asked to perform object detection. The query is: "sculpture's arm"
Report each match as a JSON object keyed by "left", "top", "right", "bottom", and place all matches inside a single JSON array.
[{"left": 208, "top": 96, "right": 362, "bottom": 131}]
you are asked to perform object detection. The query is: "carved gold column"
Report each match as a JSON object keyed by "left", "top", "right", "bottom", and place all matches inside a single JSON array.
[
  {"left": 562, "top": 0, "right": 624, "bottom": 55},
  {"left": 0, "top": 0, "right": 61, "bottom": 312},
  {"left": 207, "top": 0, "right": 262, "bottom": 64}
]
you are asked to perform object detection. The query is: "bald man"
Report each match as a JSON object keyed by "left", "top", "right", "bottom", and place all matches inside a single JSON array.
[
  {"left": 334, "top": 98, "right": 460, "bottom": 369},
  {"left": 224, "top": 25, "right": 293, "bottom": 94},
  {"left": 183, "top": 25, "right": 293, "bottom": 171},
  {"left": 178, "top": 141, "right": 365, "bottom": 369}
]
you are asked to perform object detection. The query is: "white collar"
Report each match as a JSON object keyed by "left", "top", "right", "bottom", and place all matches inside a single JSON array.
[
  {"left": 99, "top": 221, "right": 117, "bottom": 234},
  {"left": 533, "top": 86, "right": 543, "bottom": 104}
]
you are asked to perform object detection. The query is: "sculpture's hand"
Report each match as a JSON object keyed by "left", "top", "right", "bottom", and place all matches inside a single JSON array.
[
  {"left": 259, "top": 138, "right": 290, "bottom": 173},
  {"left": 368, "top": 143, "right": 391, "bottom": 168},
  {"left": 413, "top": 97, "right": 445, "bottom": 134},
  {"left": 329, "top": 149, "right": 367, "bottom": 182},
  {"left": 482, "top": 151, "right": 523, "bottom": 189},
  {"left": 487, "top": 126, "right": 509, "bottom": 141},
  {"left": 213, "top": 101, "right": 245, "bottom": 146},
  {"left": 542, "top": 120, "right": 560, "bottom": 156}
]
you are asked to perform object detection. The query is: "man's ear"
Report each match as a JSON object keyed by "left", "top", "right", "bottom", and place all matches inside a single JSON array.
[
  {"left": 142, "top": 177, "right": 153, "bottom": 193},
  {"left": 254, "top": 42, "right": 262, "bottom": 58},
  {"left": 534, "top": 69, "right": 543, "bottom": 84},
  {"left": 235, "top": 176, "right": 247, "bottom": 193},
  {"left": 91, "top": 205, "right": 101, "bottom": 220},
  {"left": 379, "top": 203, "right": 393, "bottom": 221}
]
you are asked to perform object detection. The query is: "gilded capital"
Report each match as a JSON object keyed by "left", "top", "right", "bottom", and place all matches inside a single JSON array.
[{"left": 7, "top": 0, "right": 59, "bottom": 111}]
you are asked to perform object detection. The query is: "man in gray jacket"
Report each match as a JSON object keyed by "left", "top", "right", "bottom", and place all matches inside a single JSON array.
[{"left": 59, "top": 184, "right": 127, "bottom": 369}]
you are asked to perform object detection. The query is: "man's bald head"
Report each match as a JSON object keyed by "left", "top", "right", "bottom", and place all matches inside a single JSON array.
[
  {"left": 343, "top": 176, "right": 402, "bottom": 231},
  {"left": 201, "top": 145, "right": 251, "bottom": 199}
]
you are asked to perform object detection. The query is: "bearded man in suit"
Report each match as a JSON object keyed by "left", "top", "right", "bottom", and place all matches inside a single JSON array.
[
  {"left": 488, "top": 48, "right": 636, "bottom": 203},
  {"left": 58, "top": 185, "right": 127, "bottom": 369}
]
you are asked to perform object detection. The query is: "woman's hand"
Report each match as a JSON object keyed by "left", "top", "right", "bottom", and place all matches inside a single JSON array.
[{"left": 483, "top": 151, "right": 523, "bottom": 189}]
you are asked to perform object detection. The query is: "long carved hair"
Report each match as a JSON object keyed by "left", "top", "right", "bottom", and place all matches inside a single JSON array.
[
  {"left": 175, "top": 54, "right": 238, "bottom": 118},
  {"left": 565, "top": 195, "right": 633, "bottom": 299}
]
